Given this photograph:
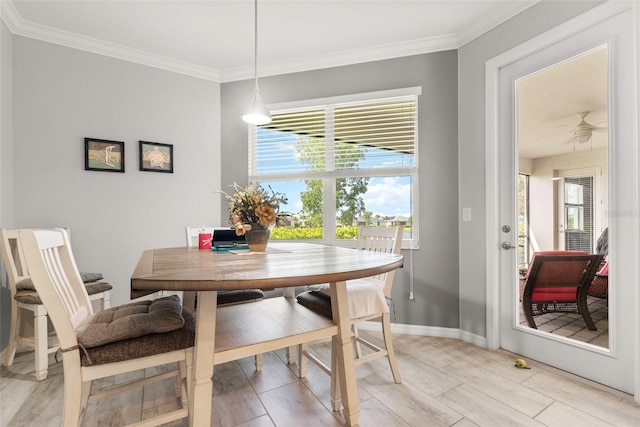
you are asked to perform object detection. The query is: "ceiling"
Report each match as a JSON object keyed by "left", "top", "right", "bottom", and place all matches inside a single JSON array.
[
  {"left": 3, "top": 0, "right": 537, "bottom": 81},
  {"left": 2, "top": 1, "right": 607, "bottom": 159},
  {"left": 517, "top": 46, "right": 608, "bottom": 160}
]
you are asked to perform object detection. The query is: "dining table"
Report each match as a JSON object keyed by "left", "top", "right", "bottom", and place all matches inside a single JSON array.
[{"left": 130, "top": 242, "right": 404, "bottom": 427}]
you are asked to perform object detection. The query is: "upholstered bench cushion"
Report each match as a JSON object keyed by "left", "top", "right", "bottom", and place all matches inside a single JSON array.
[
  {"left": 76, "top": 296, "right": 185, "bottom": 349},
  {"left": 217, "top": 289, "right": 264, "bottom": 306},
  {"left": 16, "top": 272, "right": 104, "bottom": 291},
  {"left": 80, "top": 307, "right": 195, "bottom": 366}
]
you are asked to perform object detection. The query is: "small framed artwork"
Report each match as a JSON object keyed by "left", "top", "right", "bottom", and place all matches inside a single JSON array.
[
  {"left": 139, "top": 141, "right": 174, "bottom": 173},
  {"left": 84, "top": 138, "right": 125, "bottom": 172}
]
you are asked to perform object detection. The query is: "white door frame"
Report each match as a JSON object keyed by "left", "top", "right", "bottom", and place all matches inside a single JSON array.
[{"left": 485, "top": 1, "right": 639, "bottom": 402}]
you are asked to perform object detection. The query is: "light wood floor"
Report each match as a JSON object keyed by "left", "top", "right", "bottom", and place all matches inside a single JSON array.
[{"left": 2, "top": 331, "right": 639, "bottom": 427}]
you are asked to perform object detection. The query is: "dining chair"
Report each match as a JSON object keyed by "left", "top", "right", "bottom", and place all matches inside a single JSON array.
[
  {"left": 296, "top": 225, "right": 404, "bottom": 401},
  {"left": 185, "top": 226, "right": 265, "bottom": 370},
  {"left": 0, "top": 228, "right": 112, "bottom": 381},
  {"left": 18, "top": 228, "right": 194, "bottom": 427},
  {"left": 521, "top": 251, "right": 603, "bottom": 330}
]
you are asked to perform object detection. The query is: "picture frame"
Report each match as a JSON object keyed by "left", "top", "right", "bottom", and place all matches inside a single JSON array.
[
  {"left": 84, "top": 138, "right": 125, "bottom": 172},
  {"left": 139, "top": 141, "right": 174, "bottom": 173}
]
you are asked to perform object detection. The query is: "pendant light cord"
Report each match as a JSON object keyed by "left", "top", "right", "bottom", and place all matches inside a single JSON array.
[{"left": 253, "top": 0, "right": 259, "bottom": 89}]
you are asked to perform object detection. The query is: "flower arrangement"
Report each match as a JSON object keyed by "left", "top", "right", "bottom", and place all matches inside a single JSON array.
[{"left": 223, "top": 182, "right": 288, "bottom": 235}]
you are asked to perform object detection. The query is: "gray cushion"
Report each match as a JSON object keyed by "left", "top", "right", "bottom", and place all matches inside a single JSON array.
[
  {"left": 76, "top": 296, "right": 184, "bottom": 348},
  {"left": 80, "top": 307, "right": 195, "bottom": 366},
  {"left": 14, "top": 281, "right": 112, "bottom": 305},
  {"left": 84, "top": 281, "right": 113, "bottom": 295},
  {"left": 15, "top": 272, "right": 105, "bottom": 291},
  {"left": 13, "top": 290, "right": 42, "bottom": 305},
  {"left": 217, "top": 289, "right": 264, "bottom": 306},
  {"left": 80, "top": 272, "right": 104, "bottom": 283},
  {"left": 296, "top": 290, "right": 333, "bottom": 320}
]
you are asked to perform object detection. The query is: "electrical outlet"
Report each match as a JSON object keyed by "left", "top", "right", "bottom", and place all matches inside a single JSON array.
[{"left": 409, "top": 292, "right": 415, "bottom": 301}]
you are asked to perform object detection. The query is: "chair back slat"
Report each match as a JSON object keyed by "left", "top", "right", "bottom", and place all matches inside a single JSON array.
[
  {"left": 0, "top": 229, "right": 29, "bottom": 291},
  {"left": 42, "top": 246, "right": 88, "bottom": 327},
  {"left": 19, "top": 229, "right": 92, "bottom": 347},
  {"left": 356, "top": 225, "right": 404, "bottom": 296}
]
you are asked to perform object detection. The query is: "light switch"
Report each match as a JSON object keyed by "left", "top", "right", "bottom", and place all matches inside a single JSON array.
[{"left": 463, "top": 207, "right": 472, "bottom": 222}]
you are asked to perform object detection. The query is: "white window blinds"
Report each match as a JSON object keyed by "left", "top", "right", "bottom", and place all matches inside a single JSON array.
[{"left": 249, "top": 94, "right": 418, "bottom": 179}]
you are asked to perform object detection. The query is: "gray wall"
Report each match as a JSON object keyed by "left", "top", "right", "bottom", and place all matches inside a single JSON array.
[
  {"left": 1, "top": 20, "right": 14, "bottom": 349},
  {"left": 457, "top": 0, "right": 603, "bottom": 336},
  {"left": 221, "top": 52, "right": 461, "bottom": 328},
  {"left": 6, "top": 36, "right": 222, "bottom": 311}
]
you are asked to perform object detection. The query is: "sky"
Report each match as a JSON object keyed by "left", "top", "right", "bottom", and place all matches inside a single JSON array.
[{"left": 266, "top": 176, "right": 412, "bottom": 219}]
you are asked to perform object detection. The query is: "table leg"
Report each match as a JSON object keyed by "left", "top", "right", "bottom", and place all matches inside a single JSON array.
[
  {"left": 329, "top": 280, "right": 360, "bottom": 426},
  {"left": 189, "top": 291, "right": 217, "bottom": 427}
]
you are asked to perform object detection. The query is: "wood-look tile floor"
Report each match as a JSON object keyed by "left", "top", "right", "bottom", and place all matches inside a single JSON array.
[{"left": 2, "top": 331, "right": 639, "bottom": 427}]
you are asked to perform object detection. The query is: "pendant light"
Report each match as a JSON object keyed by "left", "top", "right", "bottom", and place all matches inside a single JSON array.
[{"left": 242, "top": 0, "right": 271, "bottom": 125}]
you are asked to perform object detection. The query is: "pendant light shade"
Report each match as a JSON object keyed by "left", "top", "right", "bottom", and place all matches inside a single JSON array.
[
  {"left": 243, "top": 0, "right": 271, "bottom": 125},
  {"left": 242, "top": 85, "right": 271, "bottom": 125}
]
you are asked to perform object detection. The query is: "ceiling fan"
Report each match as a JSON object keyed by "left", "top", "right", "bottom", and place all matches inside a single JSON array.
[{"left": 572, "top": 111, "right": 607, "bottom": 145}]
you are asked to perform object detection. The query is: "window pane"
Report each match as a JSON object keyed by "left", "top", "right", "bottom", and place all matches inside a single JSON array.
[
  {"left": 336, "top": 176, "right": 412, "bottom": 239},
  {"left": 334, "top": 98, "right": 416, "bottom": 170},
  {"left": 255, "top": 109, "right": 326, "bottom": 175},
  {"left": 564, "top": 176, "right": 594, "bottom": 251},
  {"left": 258, "top": 180, "right": 323, "bottom": 240},
  {"left": 566, "top": 206, "right": 584, "bottom": 231}
]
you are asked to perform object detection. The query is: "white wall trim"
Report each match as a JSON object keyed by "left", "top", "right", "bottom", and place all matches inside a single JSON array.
[
  {"left": 358, "top": 321, "right": 488, "bottom": 348},
  {"left": 632, "top": 0, "right": 640, "bottom": 406}
]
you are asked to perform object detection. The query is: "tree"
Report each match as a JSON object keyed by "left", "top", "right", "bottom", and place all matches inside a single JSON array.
[{"left": 296, "top": 136, "right": 370, "bottom": 227}]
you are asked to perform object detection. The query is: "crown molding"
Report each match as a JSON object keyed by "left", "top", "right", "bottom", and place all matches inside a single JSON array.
[
  {"left": 219, "top": 33, "right": 459, "bottom": 82},
  {"left": 2, "top": 0, "right": 538, "bottom": 83},
  {"left": 457, "top": 0, "right": 540, "bottom": 47},
  {"left": 0, "top": 0, "right": 20, "bottom": 33},
  {"left": 1, "top": 0, "right": 220, "bottom": 82}
]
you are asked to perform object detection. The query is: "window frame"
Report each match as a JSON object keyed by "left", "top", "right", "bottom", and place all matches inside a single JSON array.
[{"left": 248, "top": 87, "right": 421, "bottom": 249}]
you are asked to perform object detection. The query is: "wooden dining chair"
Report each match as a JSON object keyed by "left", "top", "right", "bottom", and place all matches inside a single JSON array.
[
  {"left": 521, "top": 251, "right": 603, "bottom": 331},
  {"left": 18, "top": 228, "right": 194, "bottom": 426},
  {"left": 296, "top": 225, "right": 404, "bottom": 404},
  {"left": 0, "top": 228, "right": 112, "bottom": 381}
]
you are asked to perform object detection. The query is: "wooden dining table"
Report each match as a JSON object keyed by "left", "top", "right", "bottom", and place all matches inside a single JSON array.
[{"left": 131, "top": 242, "right": 404, "bottom": 426}]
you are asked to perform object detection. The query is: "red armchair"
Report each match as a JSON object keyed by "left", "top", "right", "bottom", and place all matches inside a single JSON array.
[{"left": 521, "top": 251, "right": 603, "bottom": 331}]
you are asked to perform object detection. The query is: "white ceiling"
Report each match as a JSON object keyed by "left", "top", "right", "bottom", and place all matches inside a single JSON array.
[
  {"left": 517, "top": 46, "right": 608, "bottom": 159},
  {"left": 2, "top": 0, "right": 607, "bottom": 159},
  {"left": 3, "top": 0, "right": 537, "bottom": 81}
]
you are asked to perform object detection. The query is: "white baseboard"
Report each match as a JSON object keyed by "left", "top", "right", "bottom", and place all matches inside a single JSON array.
[{"left": 357, "top": 321, "right": 488, "bottom": 348}]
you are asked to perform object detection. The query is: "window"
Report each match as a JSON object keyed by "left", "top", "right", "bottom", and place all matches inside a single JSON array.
[
  {"left": 564, "top": 176, "right": 594, "bottom": 252},
  {"left": 518, "top": 173, "right": 530, "bottom": 269},
  {"left": 248, "top": 87, "right": 420, "bottom": 245}
]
